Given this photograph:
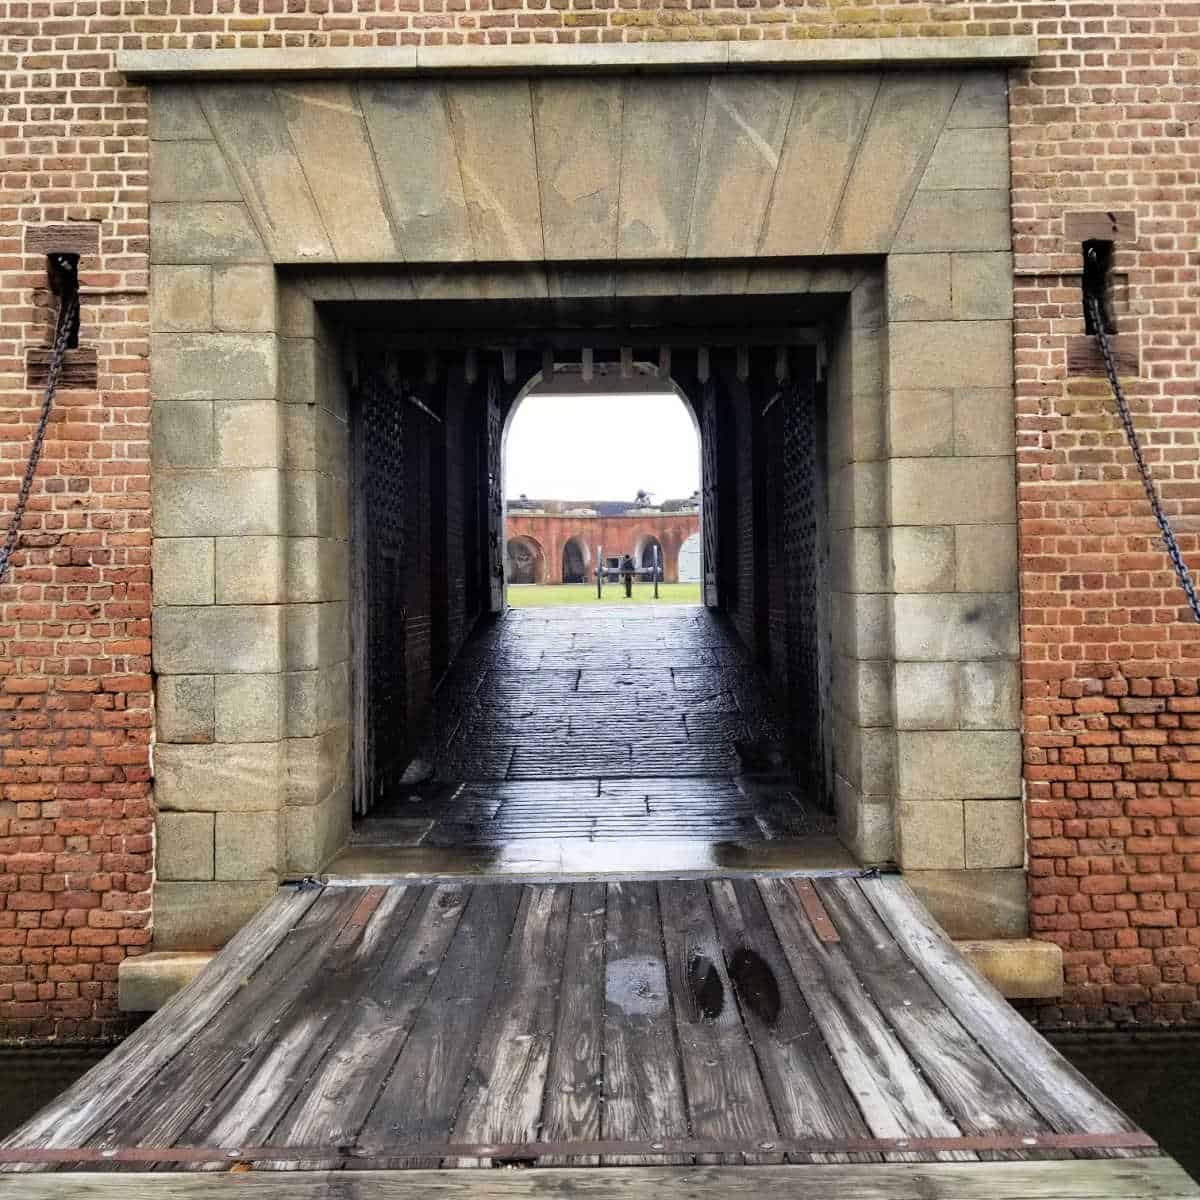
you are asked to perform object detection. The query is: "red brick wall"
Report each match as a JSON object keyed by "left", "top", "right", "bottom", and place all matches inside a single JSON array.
[
  {"left": 1012, "top": 5, "right": 1200, "bottom": 1027},
  {"left": 3, "top": 3, "right": 1199, "bottom": 1037},
  {"left": 505, "top": 512, "right": 700, "bottom": 585}
]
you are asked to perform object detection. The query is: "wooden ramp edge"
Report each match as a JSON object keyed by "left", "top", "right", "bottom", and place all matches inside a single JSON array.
[
  {"left": 1, "top": 1160, "right": 1197, "bottom": 1198},
  {"left": 1, "top": 875, "right": 1196, "bottom": 1198}
]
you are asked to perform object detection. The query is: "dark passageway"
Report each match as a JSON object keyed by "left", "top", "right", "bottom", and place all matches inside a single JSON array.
[
  {"left": 341, "top": 303, "right": 840, "bottom": 872},
  {"left": 357, "top": 606, "right": 833, "bottom": 856}
]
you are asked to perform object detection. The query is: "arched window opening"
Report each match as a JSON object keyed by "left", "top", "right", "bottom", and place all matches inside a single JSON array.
[
  {"left": 506, "top": 535, "right": 546, "bottom": 585},
  {"left": 678, "top": 531, "right": 702, "bottom": 583},
  {"left": 638, "top": 537, "right": 663, "bottom": 573},
  {"left": 563, "top": 537, "right": 588, "bottom": 584}
]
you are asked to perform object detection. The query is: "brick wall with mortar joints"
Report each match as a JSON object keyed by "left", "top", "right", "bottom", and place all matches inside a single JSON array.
[{"left": 2, "top": 2, "right": 1199, "bottom": 1035}]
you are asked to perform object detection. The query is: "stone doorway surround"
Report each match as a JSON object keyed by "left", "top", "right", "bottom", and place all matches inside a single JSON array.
[{"left": 129, "top": 39, "right": 1035, "bottom": 952}]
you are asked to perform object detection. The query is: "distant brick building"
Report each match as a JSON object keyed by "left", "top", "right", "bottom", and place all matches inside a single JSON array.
[
  {"left": 2, "top": 2, "right": 1199, "bottom": 1039},
  {"left": 505, "top": 498, "right": 700, "bottom": 586}
]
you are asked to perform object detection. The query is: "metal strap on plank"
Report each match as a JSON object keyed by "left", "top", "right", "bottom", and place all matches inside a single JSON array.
[{"left": 0, "top": 1131, "right": 1159, "bottom": 1166}]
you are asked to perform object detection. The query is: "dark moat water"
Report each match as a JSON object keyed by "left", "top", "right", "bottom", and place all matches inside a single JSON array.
[
  {"left": 0, "top": 1034, "right": 1197, "bottom": 1177},
  {"left": 0, "top": 1045, "right": 111, "bottom": 1140},
  {"left": 1048, "top": 1031, "right": 1200, "bottom": 1181}
]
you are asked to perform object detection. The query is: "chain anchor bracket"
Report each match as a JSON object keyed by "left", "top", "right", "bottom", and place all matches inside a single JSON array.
[
  {"left": 1083, "top": 249, "right": 1200, "bottom": 624},
  {"left": 0, "top": 255, "right": 80, "bottom": 583}
]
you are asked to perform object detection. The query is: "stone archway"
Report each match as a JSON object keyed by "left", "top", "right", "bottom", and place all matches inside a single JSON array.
[
  {"left": 562, "top": 537, "right": 589, "bottom": 585},
  {"left": 140, "top": 44, "right": 1026, "bottom": 948},
  {"left": 507, "top": 535, "right": 546, "bottom": 585}
]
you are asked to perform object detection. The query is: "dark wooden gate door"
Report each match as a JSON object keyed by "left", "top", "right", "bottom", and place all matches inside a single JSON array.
[
  {"left": 351, "top": 355, "right": 407, "bottom": 817},
  {"left": 486, "top": 363, "right": 505, "bottom": 613},
  {"left": 781, "top": 375, "right": 831, "bottom": 806},
  {"left": 701, "top": 373, "right": 720, "bottom": 608}
]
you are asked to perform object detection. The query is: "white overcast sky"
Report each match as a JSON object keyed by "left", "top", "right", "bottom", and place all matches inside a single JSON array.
[{"left": 505, "top": 392, "right": 700, "bottom": 503}]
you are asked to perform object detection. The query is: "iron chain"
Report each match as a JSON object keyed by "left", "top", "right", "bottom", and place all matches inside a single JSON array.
[
  {"left": 0, "top": 289, "right": 78, "bottom": 584},
  {"left": 1087, "top": 292, "right": 1200, "bottom": 624}
]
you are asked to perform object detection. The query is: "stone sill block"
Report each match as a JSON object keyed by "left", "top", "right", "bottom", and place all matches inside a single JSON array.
[
  {"left": 954, "top": 937, "right": 1064, "bottom": 1000},
  {"left": 118, "top": 951, "right": 214, "bottom": 1013},
  {"left": 119, "top": 36, "right": 1037, "bottom": 82},
  {"left": 116, "top": 939, "right": 1059, "bottom": 1013}
]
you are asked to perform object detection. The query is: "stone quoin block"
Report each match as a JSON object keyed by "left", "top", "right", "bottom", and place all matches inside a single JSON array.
[
  {"left": 284, "top": 602, "right": 351, "bottom": 672},
  {"left": 959, "top": 660, "right": 1021, "bottom": 730},
  {"left": 888, "top": 320, "right": 1014, "bottom": 391},
  {"left": 832, "top": 592, "right": 890, "bottom": 662},
  {"left": 828, "top": 461, "right": 887, "bottom": 531},
  {"left": 156, "top": 674, "right": 216, "bottom": 744},
  {"left": 898, "top": 800, "right": 965, "bottom": 870},
  {"left": 215, "top": 673, "right": 285, "bottom": 743},
  {"left": 964, "top": 799, "right": 1025, "bottom": 869},
  {"left": 891, "top": 526, "right": 955, "bottom": 593},
  {"left": 214, "top": 401, "right": 282, "bottom": 470},
  {"left": 893, "top": 592, "right": 1019, "bottom": 661},
  {"left": 152, "top": 537, "right": 215, "bottom": 606},
  {"left": 156, "top": 812, "right": 216, "bottom": 882},
  {"left": 153, "top": 470, "right": 281, "bottom": 538},
  {"left": 151, "top": 333, "right": 277, "bottom": 402},
  {"left": 152, "top": 401, "right": 215, "bottom": 469},
  {"left": 153, "top": 605, "right": 285, "bottom": 675},
  {"left": 154, "top": 741, "right": 285, "bottom": 812},
  {"left": 213, "top": 265, "right": 276, "bottom": 333},
  {"left": 149, "top": 84, "right": 212, "bottom": 140},
  {"left": 887, "top": 390, "right": 954, "bottom": 458},
  {"left": 955, "top": 524, "right": 1018, "bottom": 593},
  {"left": 952, "top": 389, "right": 1016, "bottom": 456},
  {"left": 922, "top": 127, "right": 1010, "bottom": 191},
  {"left": 907, "top": 869, "right": 1029, "bottom": 940},
  {"left": 286, "top": 794, "right": 352, "bottom": 875},
  {"left": 886, "top": 254, "right": 952, "bottom": 323},
  {"left": 153, "top": 882, "right": 281, "bottom": 950},
  {"left": 150, "top": 140, "right": 243, "bottom": 203},
  {"left": 951, "top": 252, "right": 1014, "bottom": 320},
  {"left": 894, "top": 661, "right": 959, "bottom": 730},
  {"left": 215, "top": 535, "right": 286, "bottom": 605},
  {"left": 151, "top": 202, "right": 269, "bottom": 264},
  {"left": 893, "top": 189, "right": 1011, "bottom": 253},
  {"left": 151, "top": 265, "right": 213, "bottom": 332},
  {"left": 897, "top": 730, "right": 1022, "bottom": 800},
  {"left": 889, "top": 457, "right": 1016, "bottom": 527},
  {"left": 215, "top": 811, "right": 284, "bottom": 880}
]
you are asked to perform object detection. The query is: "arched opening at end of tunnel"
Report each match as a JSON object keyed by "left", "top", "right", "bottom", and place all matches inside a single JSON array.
[{"left": 342, "top": 300, "right": 838, "bottom": 866}]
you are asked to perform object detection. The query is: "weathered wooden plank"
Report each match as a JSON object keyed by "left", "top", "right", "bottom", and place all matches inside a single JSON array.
[
  {"left": 451, "top": 884, "right": 572, "bottom": 1163},
  {"left": 601, "top": 881, "right": 690, "bottom": 1166},
  {"left": 657, "top": 879, "right": 780, "bottom": 1164},
  {"left": 539, "top": 882, "right": 606, "bottom": 1166},
  {"left": 268, "top": 882, "right": 471, "bottom": 1168},
  {"left": 85, "top": 888, "right": 366, "bottom": 1160},
  {"left": 178, "top": 885, "right": 421, "bottom": 1161},
  {"left": 0, "top": 886, "right": 318, "bottom": 1166},
  {"left": 707, "top": 878, "right": 878, "bottom": 1164},
  {"left": 816, "top": 879, "right": 1057, "bottom": 1162},
  {"left": 4, "top": 1158, "right": 1198, "bottom": 1199},
  {"left": 860, "top": 877, "right": 1140, "bottom": 1146},
  {"left": 756, "top": 877, "right": 972, "bottom": 1163},
  {"left": 356, "top": 881, "right": 524, "bottom": 1167}
]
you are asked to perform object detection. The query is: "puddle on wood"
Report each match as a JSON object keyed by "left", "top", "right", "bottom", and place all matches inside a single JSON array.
[
  {"left": 728, "top": 947, "right": 781, "bottom": 1027},
  {"left": 687, "top": 953, "right": 725, "bottom": 1020},
  {"left": 605, "top": 956, "right": 668, "bottom": 1017}
]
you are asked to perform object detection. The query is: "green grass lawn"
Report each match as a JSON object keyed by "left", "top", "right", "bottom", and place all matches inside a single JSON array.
[{"left": 506, "top": 582, "right": 703, "bottom": 607}]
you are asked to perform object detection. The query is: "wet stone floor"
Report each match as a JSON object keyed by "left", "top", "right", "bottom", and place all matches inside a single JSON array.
[{"left": 350, "top": 605, "right": 836, "bottom": 869}]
